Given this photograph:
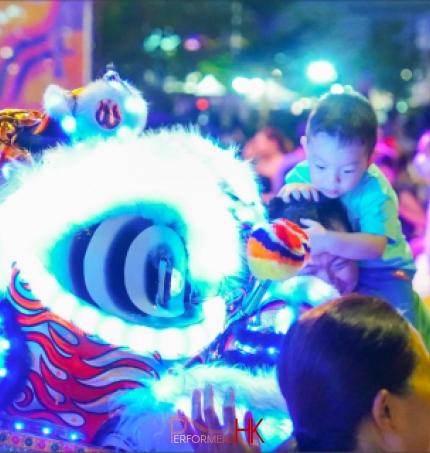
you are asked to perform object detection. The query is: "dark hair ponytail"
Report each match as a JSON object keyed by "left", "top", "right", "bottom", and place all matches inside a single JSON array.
[{"left": 277, "top": 294, "right": 417, "bottom": 452}]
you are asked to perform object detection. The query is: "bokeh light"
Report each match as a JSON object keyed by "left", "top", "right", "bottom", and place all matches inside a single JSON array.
[{"left": 306, "top": 61, "right": 337, "bottom": 84}]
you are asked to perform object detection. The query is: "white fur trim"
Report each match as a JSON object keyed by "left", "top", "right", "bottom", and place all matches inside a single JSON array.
[{"left": 110, "top": 364, "right": 290, "bottom": 452}]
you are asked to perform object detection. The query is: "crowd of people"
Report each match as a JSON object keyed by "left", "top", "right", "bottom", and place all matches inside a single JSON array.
[
  {"left": 2, "top": 82, "right": 430, "bottom": 452},
  {"left": 176, "top": 91, "right": 430, "bottom": 452}
]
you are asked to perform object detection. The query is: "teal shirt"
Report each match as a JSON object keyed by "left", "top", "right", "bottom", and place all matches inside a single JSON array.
[{"left": 284, "top": 161, "right": 416, "bottom": 271}]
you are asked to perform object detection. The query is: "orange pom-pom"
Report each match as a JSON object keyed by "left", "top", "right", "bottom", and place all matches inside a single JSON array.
[{"left": 247, "top": 219, "right": 310, "bottom": 281}]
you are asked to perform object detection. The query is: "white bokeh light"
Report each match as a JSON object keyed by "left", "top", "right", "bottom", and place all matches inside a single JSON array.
[{"left": 306, "top": 61, "right": 337, "bottom": 84}]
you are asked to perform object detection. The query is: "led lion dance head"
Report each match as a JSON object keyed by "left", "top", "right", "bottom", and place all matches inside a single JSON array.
[{"left": 0, "top": 127, "right": 265, "bottom": 444}]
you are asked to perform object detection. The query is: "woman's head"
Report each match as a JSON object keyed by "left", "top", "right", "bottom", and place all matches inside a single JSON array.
[{"left": 277, "top": 294, "right": 430, "bottom": 452}]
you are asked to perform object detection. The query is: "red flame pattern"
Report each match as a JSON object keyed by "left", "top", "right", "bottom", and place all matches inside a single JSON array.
[{"left": 6, "top": 266, "right": 165, "bottom": 442}]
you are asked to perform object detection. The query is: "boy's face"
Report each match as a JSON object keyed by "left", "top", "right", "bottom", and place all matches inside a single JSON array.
[{"left": 302, "top": 132, "right": 370, "bottom": 197}]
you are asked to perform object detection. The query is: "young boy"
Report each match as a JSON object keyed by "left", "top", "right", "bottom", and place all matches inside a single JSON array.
[{"left": 279, "top": 91, "right": 416, "bottom": 323}]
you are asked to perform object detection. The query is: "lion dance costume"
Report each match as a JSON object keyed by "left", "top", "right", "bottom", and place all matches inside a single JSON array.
[{"left": 0, "top": 69, "right": 339, "bottom": 452}]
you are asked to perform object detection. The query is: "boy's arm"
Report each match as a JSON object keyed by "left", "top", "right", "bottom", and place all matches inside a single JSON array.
[
  {"left": 301, "top": 218, "right": 387, "bottom": 259},
  {"left": 325, "top": 230, "right": 387, "bottom": 260},
  {"left": 319, "top": 170, "right": 405, "bottom": 261},
  {"left": 349, "top": 173, "right": 403, "bottom": 260}
]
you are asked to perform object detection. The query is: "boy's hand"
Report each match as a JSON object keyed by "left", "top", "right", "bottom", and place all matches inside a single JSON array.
[
  {"left": 300, "top": 218, "right": 327, "bottom": 254},
  {"left": 278, "top": 183, "right": 319, "bottom": 202}
]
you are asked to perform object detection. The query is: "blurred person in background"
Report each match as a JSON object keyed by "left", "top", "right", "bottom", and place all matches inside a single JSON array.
[
  {"left": 219, "top": 121, "right": 248, "bottom": 150},
  {"left": 412, "top": 130, "right": 430, "bottom": 306},
  {"left": 414, "top": 130, "right": 430, "bottom": 184},
  {"left": 242, "top": 126, "right": 304, "bottom": 203}
]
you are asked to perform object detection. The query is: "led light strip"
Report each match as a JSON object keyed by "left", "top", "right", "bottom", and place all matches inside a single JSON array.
[
  {"left": 0, "top": 319, "right": 10, "bottom": 378},
  {"left": 16, "top": 256, "right": 226, "bottom": 360}
]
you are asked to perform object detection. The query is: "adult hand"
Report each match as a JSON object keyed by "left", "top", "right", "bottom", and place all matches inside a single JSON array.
[
  {"left": 300, "top": 218, "right": 327, "bottom": 255},
  {"left": 178, "top": 384, "right": 261, "bottom": 453},
  {"left": 278, "top": 183, "right": 319, "bottom": 202}
]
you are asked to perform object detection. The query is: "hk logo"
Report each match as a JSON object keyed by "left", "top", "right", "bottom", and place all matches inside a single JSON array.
[
  {"left": 169, "top": 414, "right": 265, "bottom": 445},
  {"left": 235, "top": 417, "right": 264, "bottom": 444}
]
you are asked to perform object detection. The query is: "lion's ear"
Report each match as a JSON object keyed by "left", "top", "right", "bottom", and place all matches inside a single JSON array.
[{"left": 43, "top": 85, "right": 74, "bottom": 120}]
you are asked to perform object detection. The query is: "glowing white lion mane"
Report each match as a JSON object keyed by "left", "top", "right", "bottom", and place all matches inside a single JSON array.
[
  {"left": 0, "top": 127, "right": 262, "bottom": 288},
  {"left": 0, "top": 127, "right": 265, "bottom": 358}
]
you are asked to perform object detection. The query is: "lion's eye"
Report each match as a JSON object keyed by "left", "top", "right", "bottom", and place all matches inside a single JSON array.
[
  {"left": 95, "top": 99, "right": 122, "bottom": 130},
  {"left": 47, "top": 214, "right": 199, "bottom": 327}
]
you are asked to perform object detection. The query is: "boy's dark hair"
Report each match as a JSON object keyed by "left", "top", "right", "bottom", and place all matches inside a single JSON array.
[
  {"left": 306, "top": 92, "right": 378, "bottom": 157},
  {"left": 277, "top": 294, "right": 417, "bottom": 452},
  {"left": 267, "top": 194, "right": 353, "bottom": 233}
]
